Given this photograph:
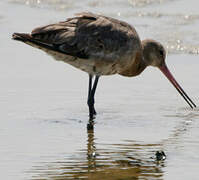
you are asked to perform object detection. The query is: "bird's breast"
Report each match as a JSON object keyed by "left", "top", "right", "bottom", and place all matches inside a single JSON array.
[{"left": 118, "top": 52, "right": 146, "bottom": 77}]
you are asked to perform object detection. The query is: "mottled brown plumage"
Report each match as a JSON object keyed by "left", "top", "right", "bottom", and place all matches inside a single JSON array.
[
  {"left": 13, "top": 12, "right": 142, "bottom": 76},
  {"left": 12, "top": 12, "right": 196, "bottom": 123}
]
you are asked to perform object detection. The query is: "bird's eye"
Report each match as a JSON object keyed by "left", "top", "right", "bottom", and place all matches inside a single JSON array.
[{"left": 159, "top": 50, "right": 164, "bottom": 57}]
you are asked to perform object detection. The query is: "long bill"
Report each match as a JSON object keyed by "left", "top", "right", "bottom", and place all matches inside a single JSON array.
[{"left": 159, "top": 64, "right": 196, "bottom": 109}]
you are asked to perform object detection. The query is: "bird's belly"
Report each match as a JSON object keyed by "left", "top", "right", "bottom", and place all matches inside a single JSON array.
[
  {"left": 48, "top": 50, "right": 119, "bottom": 75},
  {"left": 73, "top": 59, "right": 118, "bottom": 75}
]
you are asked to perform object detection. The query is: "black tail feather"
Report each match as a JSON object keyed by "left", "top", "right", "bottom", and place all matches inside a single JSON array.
[
  {"left": 12, "top": 33, "right": 32, "bottom": 42},
  {"left": 12, "top": 32, "right": 67, "bottom": 56}
]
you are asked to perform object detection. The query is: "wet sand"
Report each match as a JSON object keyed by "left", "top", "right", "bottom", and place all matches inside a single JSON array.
[{"left": 1, "top": 0, "right": 199, "bottom": 179}]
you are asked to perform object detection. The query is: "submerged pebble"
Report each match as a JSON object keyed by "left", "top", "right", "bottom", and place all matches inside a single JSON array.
[{"left": 155, "top": 151, "right": 166, "bottom": 161}]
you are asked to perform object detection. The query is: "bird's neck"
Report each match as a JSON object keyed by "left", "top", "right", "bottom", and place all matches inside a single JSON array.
[{"left": 119, "top": 52, "right": 147, "bottom": 77}]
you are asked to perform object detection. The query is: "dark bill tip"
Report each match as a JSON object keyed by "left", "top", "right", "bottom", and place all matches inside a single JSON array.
[{"left": 159, "top": 64, "right": 196, "bottom": 109}]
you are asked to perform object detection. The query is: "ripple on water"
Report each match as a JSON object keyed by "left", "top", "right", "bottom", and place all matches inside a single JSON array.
[
  {"left": 164, "top": 107, "right": 199, "bottom": 120},
  {"left": 9, "top": 0, "right": 169, "bottom": 9},
  {"left": 29, "top": 137, "right": 165, "bottom": 180},
  {"left": 128, "top": 11, "right": 199, "bottom": 54},
  {"left": 9, "top": 0, "right": 75, "bottom": 10},
  {"left": 128, "top": 0, "right": 169, "bottom": 7}
]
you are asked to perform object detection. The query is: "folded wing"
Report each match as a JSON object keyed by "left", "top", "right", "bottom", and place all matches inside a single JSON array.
[{"left": 13, "top": 12, "right": 138, "bottom": 61}]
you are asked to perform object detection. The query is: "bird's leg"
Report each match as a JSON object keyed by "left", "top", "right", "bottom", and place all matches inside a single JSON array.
[
  {"left": 87, "top": 75, "right": 99, "bottom": 126},
  {"left": 87, "top": 74, "right": 93, "bottom": 111},
  {"left": 87, "top": 75, "right": 93, "bottom": 118},
  {"left": 87, "top": 75, "right": 94, "bottom": 130},
  {"left": 89, "top": 75, "right": 99, "bottom": 118}
]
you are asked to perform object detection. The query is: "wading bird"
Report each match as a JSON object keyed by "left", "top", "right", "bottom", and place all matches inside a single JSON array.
[{"left": 12, "top": 12, "right": 196, "bottom": 125}]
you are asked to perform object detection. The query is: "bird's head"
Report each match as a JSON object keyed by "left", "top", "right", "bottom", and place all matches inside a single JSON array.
[
  {"left": 142, "top": 39, "right": 166, "bottom": 68},
  {"left": 141, "top": 39, "right": 196, "bottom": 109}
]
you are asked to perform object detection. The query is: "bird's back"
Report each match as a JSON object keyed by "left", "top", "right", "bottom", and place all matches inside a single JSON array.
[{"left": 13, "top": 12, "right": 142, "bottom": 76}]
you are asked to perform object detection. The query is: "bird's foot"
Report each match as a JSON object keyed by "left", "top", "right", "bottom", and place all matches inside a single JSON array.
[
  {"left": 89, "top": 106, "right": 97, "bottom": 118},
  {"left": 93, "top": 108, "right": 97, "bottom": 115},
  {"left": 87, "top": 105, "right": 97, "bottom": 130},
  {"left": 87, "top": 122, "right": 94, "bottom": 130},
  {"left": 87, "top": 118, "right": 94, "bottom": 130}
]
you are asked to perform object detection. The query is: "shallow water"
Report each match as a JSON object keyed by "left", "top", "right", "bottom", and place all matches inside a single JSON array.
[{"left": 1, "top": 0, "right": 199, "bottom": 179}]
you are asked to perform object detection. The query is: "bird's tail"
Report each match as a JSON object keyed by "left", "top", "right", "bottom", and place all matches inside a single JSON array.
[
  {"left": 12, "top": 32, "right": 50, "bottom": 49},
  {"left": 12, "top": 33, "right": 32, "bottom": 42},
  {"left": 12, "top": 32, "right": 61, "bottom": 54},
  {"left": 12, "top": 32, "right": 72, "bottom": 62},
  {"left": 12, "top": 32, "right": 46, "bottom": 50}
]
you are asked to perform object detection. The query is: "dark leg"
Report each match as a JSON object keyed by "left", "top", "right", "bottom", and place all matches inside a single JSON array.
[
  {"left": 87, "top": 75, "right": 95, "bottom": 129},
  {"left": 88, "top": 75, "right": 99, "bottom": 118},
  {"left": 88, "top": 74, "right": 92, "bottom": 101},
  {"left": 87, "top": 75, "right": 100, "bottom": 130},
  {"left": 87, "top": 75, "right": 93, "bottom": 116}
]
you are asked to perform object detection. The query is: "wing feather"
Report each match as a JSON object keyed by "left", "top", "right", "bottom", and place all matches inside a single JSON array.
[{"left": 17, "top": 12, "right": 140, "bottom": 60}]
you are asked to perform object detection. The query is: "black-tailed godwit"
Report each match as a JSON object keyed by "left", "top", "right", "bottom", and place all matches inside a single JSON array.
[{"left": 12, "top": 12, "right": 196, "bottom": 124}]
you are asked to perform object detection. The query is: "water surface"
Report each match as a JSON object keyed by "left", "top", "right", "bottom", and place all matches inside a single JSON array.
[{"left": 1, "top": 0, "right": 199, "bottom": 179}]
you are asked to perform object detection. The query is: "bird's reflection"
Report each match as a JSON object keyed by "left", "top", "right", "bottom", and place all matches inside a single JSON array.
[
  {"left": 31, "top": 126, "right": 166, "bottom": 179},
  {"left": 87, "top": 128, "right": 97, "bottom": 170},
  {"left": 29, "top": 107, "right": 199, "bottom": 179}
]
